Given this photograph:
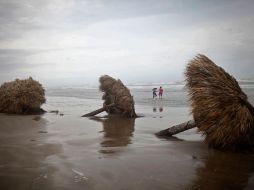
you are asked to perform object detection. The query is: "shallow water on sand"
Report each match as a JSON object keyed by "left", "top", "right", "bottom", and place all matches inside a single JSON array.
[{"left": 0, "top": 85, "right": 254, "bottom": 190}]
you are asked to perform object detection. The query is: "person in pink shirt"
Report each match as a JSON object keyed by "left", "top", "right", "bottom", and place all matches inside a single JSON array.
[{"left": 159, "top": 86, "right": 163, "bottom": 99}]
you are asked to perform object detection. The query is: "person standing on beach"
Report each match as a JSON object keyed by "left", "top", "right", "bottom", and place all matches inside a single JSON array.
[
  {"left": 152, "top": 88, "right": 157, "bottom": 99},
  {"left": 159, "top": 86, "right": 163, "bottom": 99}
]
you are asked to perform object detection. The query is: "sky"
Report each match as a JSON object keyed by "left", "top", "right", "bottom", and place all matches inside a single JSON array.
[{"left": 0, "top": 0, "right": 254, "bottom": 87}]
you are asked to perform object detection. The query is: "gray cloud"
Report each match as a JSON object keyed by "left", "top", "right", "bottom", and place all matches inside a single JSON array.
[
  {"left": 0, "top": 0, "right": 254, "bottom": 86},
  {"left": 0, "top": 49, "right": 34, "bottom": 70},
  {"left": 0, "top": 1, "right": 47, "bottom": 40},
  {"left": 0, "top": 48, "right": 56, "bottom": 84}
]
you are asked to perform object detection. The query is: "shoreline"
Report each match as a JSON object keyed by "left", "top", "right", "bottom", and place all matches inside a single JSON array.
[
  {"left": 1, "top": 83, "right": 254, "bottom": 190},
  {"left": 0, "top": 99, "right": 254, "bottom": 189}
]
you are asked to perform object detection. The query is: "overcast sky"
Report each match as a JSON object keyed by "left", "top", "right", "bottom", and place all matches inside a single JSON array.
[{"left": 0, "top": 0, "right": 254, "bottom": 87}]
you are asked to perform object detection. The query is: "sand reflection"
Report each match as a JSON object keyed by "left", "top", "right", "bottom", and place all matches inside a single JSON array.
[
  {"left": 188, "top": 151, "right": 254, "bottom": 190},
  {"left": 0, "top": 114, "right": 63, "bottom": 190},
  {"left": 90, "top": 116, "right": 135, "bottom": 154},
  {"left": 152, "top": 107, "right": 163, "bottom": 112}
]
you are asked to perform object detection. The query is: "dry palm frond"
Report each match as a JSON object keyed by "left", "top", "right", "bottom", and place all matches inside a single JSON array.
[
  {"left": 0, "top": 77, "right": 46, "bottom": 114},
  {"left": 99, "top": 75, "right": 137, "bottom": 117},
  {"left": 185, "top": 54, "right": 254, "bottom": 149}
]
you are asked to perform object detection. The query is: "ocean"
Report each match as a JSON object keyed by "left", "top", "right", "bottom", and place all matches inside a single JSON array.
[{"left": 44, "top": 83, "right": 254, "bottom": 115}]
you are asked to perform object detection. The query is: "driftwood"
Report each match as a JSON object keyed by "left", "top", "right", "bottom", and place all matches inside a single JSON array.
[{"left": 156, "top": 120, "right": 196, "bottom": 136}]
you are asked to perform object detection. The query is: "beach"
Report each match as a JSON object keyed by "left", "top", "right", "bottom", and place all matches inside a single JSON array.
[{"left": 0, "top": 84, "right": 254, "bottom": 190}]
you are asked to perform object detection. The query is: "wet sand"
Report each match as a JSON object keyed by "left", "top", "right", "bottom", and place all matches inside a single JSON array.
[{"left": 0, "top": 104, "right": 254, "bottom": 190}]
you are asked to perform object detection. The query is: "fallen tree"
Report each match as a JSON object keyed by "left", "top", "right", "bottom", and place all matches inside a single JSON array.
[
  {"left": 83, "top": 75, "right": 137, "bottom": 118},
  {"left": 0, "top": 77, "right": 46, "bottom": 114},
  {"left": 157, "top": 54, "right": 254, "bottom": 150}
]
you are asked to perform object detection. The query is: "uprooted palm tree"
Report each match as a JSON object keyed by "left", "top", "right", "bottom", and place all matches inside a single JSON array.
[
  {"left": 83, "top": 75, "right": 137, "bottom": 118},
  {"left": 157, "top": 54, "right": 254, "bottom": 150},
  {"left": 0, "top": 77, "right": 46, "bottom": 114}
]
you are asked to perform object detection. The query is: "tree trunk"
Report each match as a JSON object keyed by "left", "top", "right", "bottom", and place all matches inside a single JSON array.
[
  {"left": 156, "top": 120, "right": 196, "bottom": 136},
  {"left": 82, "top": 103, "right": 115, "bottom": 117},
  {"left": 82, "top": 107, "right": 106, "bottom": 117}
]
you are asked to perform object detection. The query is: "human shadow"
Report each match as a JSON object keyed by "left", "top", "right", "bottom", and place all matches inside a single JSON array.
[{"left": 187, "top": 150, "right": 254, "bottom": 190}]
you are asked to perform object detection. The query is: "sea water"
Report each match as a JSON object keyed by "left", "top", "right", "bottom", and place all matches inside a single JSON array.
[
  {"left": 38, "top": 82, "right": 254, "bottom": 190},
  {"left": 2, "top": 83, "right": 253, "bottom": 190},
  {"left": 44, "top": 83, "right": 254, "bottom": 115}
]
